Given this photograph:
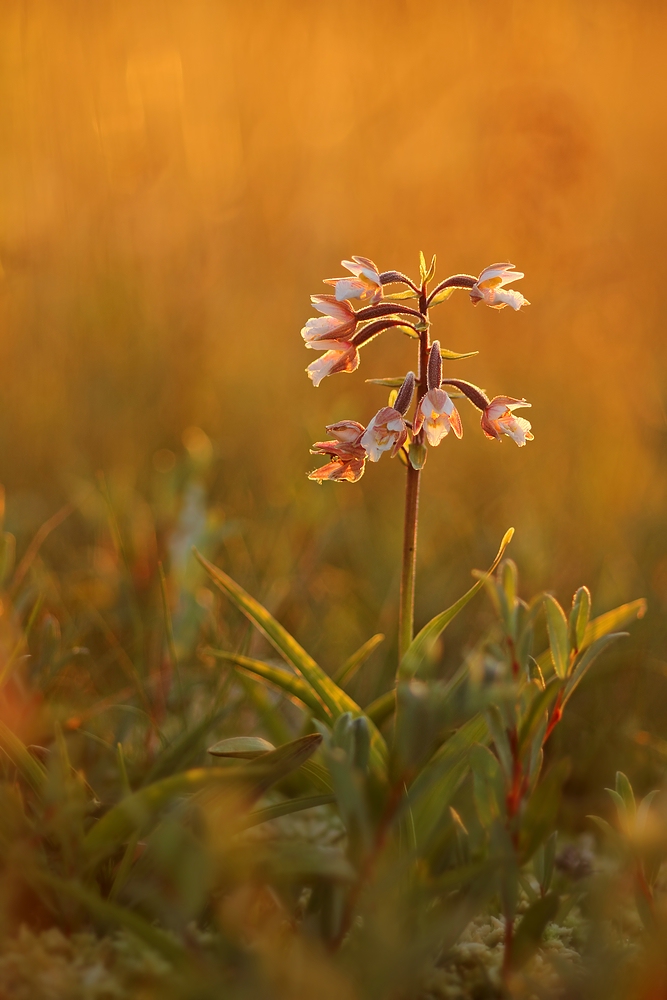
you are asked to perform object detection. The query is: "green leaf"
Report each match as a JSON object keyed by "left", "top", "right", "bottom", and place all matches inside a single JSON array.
[
  {"left": 520, "top": 759, "right": 570, "bottom": 862},
  {"left": 35, "top": 872, "right": 186, "bottom": 965},
  {"left": 440, "top": 347, "right": 479, "bottom": 361},
  {"left": 510, "top": 892, "right": 560, "bottom": 970},
  {"left": 615, "top": 771, "right": 636, "bottom": 821},
  {"left": 364, "top": 689, "right": 396, "bottom": 727},
  {"left": 398, "top": 529, "right": 514, "bottom": 680},
  {"left": 205, "top": 649, "right": 330, "bottom": 720},
  {"left": 544, "top": 595, "right": 570, "bottom": 679},
  {"left": 419, "top": 250, "right": 428, "bottom": 282},
  {"left": 382, "top": 289, "right": 418, "bottom": 301},
  {"left": 562, "top": 633, "right": 627, "bottom": 707},
  {"left": 533, "top": 831, "right": 558, "bottom": 894},
  {"left": 428, "top": 286, "right": 457, "bottom": 307},
  {"left": 408, "top": 715, "right": 488, "bottom": 847},
  {"left": 637, "top": 789, "right": 660, "bottom": 833},
  {"left": 365, "top": 376, "right": 409, "bottom": 388},
  {"left": 195, "top": 552, "right": 388, "bottom": 776},
  {"left": 484, "top": 706, "right": 512, "bottom": 781},
  {"left": 0, "top": 721, "right": 48, "bottom": 797},
  {"left": 333, "top": 633, "right": 384, "bottom": 688},
  {"left": 424, "top": 253, "right": 437, "bottom": 284},
  {"left": 85, "top": 734, "right": 323, "bottom": 861},
  {"left": 517, "top": 679, "right": 562, "bottom": 755},
  {"left": 208, "top": 736, "right": 275, "bottom": 758},
  {"left": 569, "top": 586, "right": 591, "bottom": 652},
  {"left": 242, "top": 794, "right": 336, "bottom": 829},
  {"left": 470, "top": 744, "right": 504, "bottom": 828},
  {"left": 408, "top": 442, "right": 428, "bottom": 470},
  {"left": 581, "top": 598, "right": 646, "bottom": 650}
]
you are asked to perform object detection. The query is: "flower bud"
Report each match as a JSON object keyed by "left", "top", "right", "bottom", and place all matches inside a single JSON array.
[
  {"left": 394, "top": 371, "right": 416, "bottom": 415},
  {"left": 427, "top": 342, "right": 442, "bottom": 392}
]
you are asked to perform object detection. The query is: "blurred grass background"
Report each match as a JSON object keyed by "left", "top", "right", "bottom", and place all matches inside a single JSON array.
[{"left": 0, "top": 0, "right": 665, "bottom": 800}]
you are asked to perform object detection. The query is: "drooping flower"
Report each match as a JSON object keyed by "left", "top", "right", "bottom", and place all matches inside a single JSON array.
[
  {"left": 309, "top": 420, "right": 367, "bottom": 483},
  {"left": 470, "top": 263, "right": 530, "bottom": 311},
  {"left": 325, "top": 256, "right": 383, "bottom": 304},
  {"left": 361, "top": 406, "right": 408, "bottom": 462},
  {"left": 301, "top": 295, "right": 357, "bottom": 350},
  {"left": 306, "top": 345, "right": 360, "bottom": 387},
  {"left": 413, "top": 389, "right": 463, "bottom": 446},
  {"left": 481, "top": 396, "right": 534, "bottom": 446}
]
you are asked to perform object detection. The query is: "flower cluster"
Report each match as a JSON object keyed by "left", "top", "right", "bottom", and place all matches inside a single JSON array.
[{"left": 302, "top": 254, "right": 533, "bottom": 483}]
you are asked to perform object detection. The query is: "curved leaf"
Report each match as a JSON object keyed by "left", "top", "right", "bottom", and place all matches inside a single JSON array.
[
  {"left": 333, "top": 633, "right": 385, "bottom": 687},
  {"left": 208, "top": 736, "right": 276, "bottom": 758},
  {"left": 242, "top": 794, "right": 336, "bottom": 829},
  {"left": 195, "top": 551, "right": 388, "bottom": 776},
  {"left": 398, "top": 529, "right": 514, "bottom": 679},
  {"left": 581, "top": 599, "right": 646, "bottom": 650},
  {"left": 206, "top": 649, "right": 330, "bottom": 720}
]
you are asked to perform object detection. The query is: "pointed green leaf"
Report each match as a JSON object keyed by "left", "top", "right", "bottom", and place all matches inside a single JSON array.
[
  {"left": 333, "top": 634, "right": 384, "bottom": 688},
  {"left": 208, "top": 737, "right": 275, "bottom": 758},
  {"left": 569, "top": 586, "right": 591, "bottom": 652},
  {"left": 408, "top": 442, "right": 428, "bottom": 470},
  {"left": 518, "top": 679, "right": 562, "bottom": 754},
  {"left": 581, "top": 599, "right": 646, "bottom": 650},
  {"left": 242, "top": 794, "right": 336, "bottom": 829},
  {"left": 365, "top": 376, "right": 409, "bottom": 388},
  {"left": 382, "top": 289, "right": 418, "bottom": 301},
  {"left": 440, "top": 347, "right": 479, "bottom": 360},
  {"left": 195, "top": 552, "right": 388, "bottom": 776},
  {"left": 206, "top": 649, "right": 330, "bottom": 720},
  {"left": 364, "top": 689, "right": 396, "bottom": 727},
  {"left": 544, "top": 595, "right": 570, "bottom": 679},
  {"left": 615, "top": 771, "right": 636, "bottom": 821},
  {"left": 419, "top": 250, "right": 428, "bottom": 282},
  {"left": 0, "top": 721, "right": 48, "bottom": 797},
  {"left": 637, "top": 789, "right": 660, "bottom": 833},
  {"left": 85, "top": 735, "right": 323, "bottom": 861},
  {"left": 35, "top": 873, "right": 186, "bottom": 964},
  {"left": 428, "top": 286, "right": 457, "bottom": 307},
  {"left": 398, "top": 529, "right": 514, "bottom": 679},
  {"left": 563, "top": 633, "right": 627, "bottom": 707},
  {"left": 510, "top": 893, "right": 560, "bottom": 970}
]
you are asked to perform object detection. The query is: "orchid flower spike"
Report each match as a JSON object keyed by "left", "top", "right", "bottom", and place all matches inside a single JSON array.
[
  {"left": 309, "top": 421, "right": 367, "bottom": 483},
  {"left": 325, "top": 256, "right": 382, "bottom": 304},
  {"left": 470, "top": 263, "right": 530, "bottom": 311},
  {"left": 361, "top": 406, "right": 408, "bottom": 462},
  {"left": 481, "top": 396, "right": 534, "bottom": 446},
  {"left": 301, "top": 296, "right": 357, "bottom": 350},
  {"left": 306, "top": 345, "right": 359, "bottom": 387}
]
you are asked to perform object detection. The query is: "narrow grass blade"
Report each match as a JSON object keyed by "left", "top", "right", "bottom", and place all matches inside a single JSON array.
[
  {"left": 365, "top": 689, "right": 396, "bottom": 727},
  {"left": 35, "top": 872, "right": 185, "bottom": 964},
  {"left": 195, "top": 551, "right": 388, "bottom": 775},
  {"left": 0, "top": 721, "right": 48, "bottom": 796},
  {"left": 398, "top": 529, "right": 514, "bottom": 679},
  {"left": 85, "top": 735, "right": 323, "bottom": 862},
  {"left": 333, "top": 633, "right": 385, "bottom": 687},
  {"left": 206, "top": 649, "right": 330, "bottom": 720},
  {"left": 581, "top": 599, "right": 646, "bottom": 649},
  {"left": 241, "top": 794, "right": 335, "bottom": 829}
]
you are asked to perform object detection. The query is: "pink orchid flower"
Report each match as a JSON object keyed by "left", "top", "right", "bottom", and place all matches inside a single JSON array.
[
  {"left": 481, "top": 396, "right": 534, "bottom": 446},
  {"left": 325, "top": 256, "right": 383, "bottom": 304},
  {"left": 470, "top": 263, "right": 530, "bottom": 311},
  {"left": 413, "top": 389, "right": 463, "bottom": 446},
  {"left": 306, "top": 345, "right": 360, "bottom": 387},
  {"left": 308, "top": 420, "right": 367, "bottom": 483},
  {"left": 301, "top": 295, "right": 357, "bottom": 350},
  {"left": 361, "top": 406, "right": 408, "bottom": 462}
]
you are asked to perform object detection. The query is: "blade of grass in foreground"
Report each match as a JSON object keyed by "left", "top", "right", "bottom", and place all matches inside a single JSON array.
[
  {"left": 398, "top": 529, "right": 514, "bottom": 680},
  {"left": 194, "top": 550, "right": 388, "bottom": 776},
  {"left": 205, "top": 649, "right": 331, "bottom": 721}
]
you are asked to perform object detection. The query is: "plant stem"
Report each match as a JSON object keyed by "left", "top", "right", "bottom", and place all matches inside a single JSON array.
[{"left": 398, "top": 462, "right": 421, "bottom": 662}]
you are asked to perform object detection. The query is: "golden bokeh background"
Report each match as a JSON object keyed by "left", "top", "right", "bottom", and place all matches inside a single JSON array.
[{"left": 1, "top": 0, "right": 666, "bottom": 780}]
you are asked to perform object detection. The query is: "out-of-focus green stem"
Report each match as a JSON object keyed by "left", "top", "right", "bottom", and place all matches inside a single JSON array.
[{"left": 398, "top": 462, "right": 421, "bottom": 662}]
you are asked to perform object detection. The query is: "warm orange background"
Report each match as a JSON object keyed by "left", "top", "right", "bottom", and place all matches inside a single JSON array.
[{"left": 1, "top": 2, "right": 665, "bottom": 765}]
